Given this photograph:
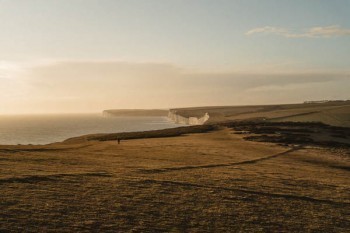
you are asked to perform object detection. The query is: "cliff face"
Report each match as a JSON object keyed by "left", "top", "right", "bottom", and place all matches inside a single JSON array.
[{"left": 168, "top": 110, "right": 209, "bottom": 125}]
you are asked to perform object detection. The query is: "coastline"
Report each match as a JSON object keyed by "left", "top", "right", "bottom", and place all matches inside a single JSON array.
[
  {"left": 0, "top": 114, "right": 180, "bottom": 146},
  {"left": 0, "top": 120, "right": 349, "bottom": 231},
  {"left": 2, "top": 100, "right": 350, "bottom": 146},
  {"left": 1, "top": 103, "right": 349, "bottom": 231}
]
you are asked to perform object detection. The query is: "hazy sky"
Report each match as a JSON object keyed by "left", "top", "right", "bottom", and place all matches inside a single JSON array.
[{"left": 1, "top": 0, "right": 350, "bottom": 114}]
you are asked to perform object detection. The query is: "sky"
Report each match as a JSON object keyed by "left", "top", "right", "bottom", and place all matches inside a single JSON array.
[{"left": 0, "top": 0, "right": 350, "bottom": 114}]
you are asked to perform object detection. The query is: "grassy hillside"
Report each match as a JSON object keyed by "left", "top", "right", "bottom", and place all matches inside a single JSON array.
[
  {"left": 1, "top": 124, "right": 349, "bottom": 231},
  {"left": 172, "top": 101, "right": 350, "bottom": 127}
]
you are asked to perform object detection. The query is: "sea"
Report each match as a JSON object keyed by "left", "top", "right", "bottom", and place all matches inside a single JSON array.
[{"left": 0, "top": 114, "right": 182, "bottom": 145}]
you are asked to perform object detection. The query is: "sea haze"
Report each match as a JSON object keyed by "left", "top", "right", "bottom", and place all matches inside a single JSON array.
[{"left": 0, "top": 114, "right": 181, "bottom": 145}]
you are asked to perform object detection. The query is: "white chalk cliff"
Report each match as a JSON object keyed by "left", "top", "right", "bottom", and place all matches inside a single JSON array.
[{"left": 168, "top": 110, "right": 209, "bottom": 125}]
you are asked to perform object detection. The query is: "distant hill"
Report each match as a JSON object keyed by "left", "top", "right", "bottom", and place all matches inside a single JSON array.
[
  {"left": 103, "top": 101, "right": 350, "bottom": 127},
  {"left": 170, "top": 100, "right": 350, "bottom": 127}
]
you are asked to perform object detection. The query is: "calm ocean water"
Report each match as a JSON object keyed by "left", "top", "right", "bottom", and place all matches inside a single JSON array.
[{"left": 0, "top": 114, "right": 181, "bottom": 145}]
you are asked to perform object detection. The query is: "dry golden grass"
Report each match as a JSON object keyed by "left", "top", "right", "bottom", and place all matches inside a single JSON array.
[{"left": 1, "top": 126, "right": 349, "bottom": 232}]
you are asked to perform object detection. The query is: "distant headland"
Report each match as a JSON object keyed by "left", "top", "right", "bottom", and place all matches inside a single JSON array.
[{"left": 103, "top": 100, "right": 350, "bottom": 127}]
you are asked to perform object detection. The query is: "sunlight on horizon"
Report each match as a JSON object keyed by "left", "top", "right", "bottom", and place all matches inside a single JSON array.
[{"left": 1, "top": 0, "right": 350, "bottom": 114}]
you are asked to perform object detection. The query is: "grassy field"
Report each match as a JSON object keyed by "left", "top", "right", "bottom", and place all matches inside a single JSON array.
[
  {"left": 172, "top": 101, "right": 350, "bottom": 127},
  {"left": 1, "top": 123, "right": 349, "bottom": 232}
]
